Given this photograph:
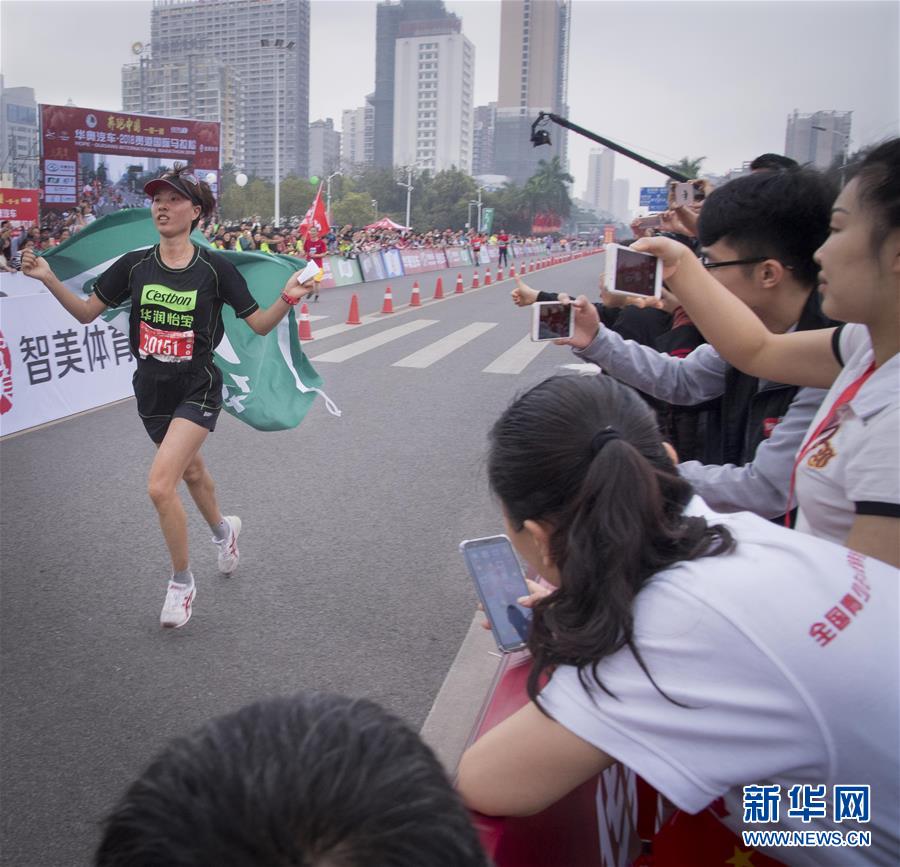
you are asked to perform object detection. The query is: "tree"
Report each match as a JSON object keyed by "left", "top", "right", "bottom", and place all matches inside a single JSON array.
[
  {"left": 665, "top": 156, "right": 706, "bottom": 179},
  {"left": 416, "top": 168, "right": 477, "bottom": 230},
  {"left": 332, "top": 192, "right": 378, "bottom": 228},
  {"left": 523, "top": 156, "right": 574, "bottom": 226},
  {"left": 278, "top": 175, "right": 316, "bottom": 221}
]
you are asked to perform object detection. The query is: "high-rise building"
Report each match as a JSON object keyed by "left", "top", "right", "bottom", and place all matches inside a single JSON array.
[
  {"left": 121, "top": 56, "right": 244, "bottom": 169},
  {"left": 785, "top": 109, "right": 852, "bottom": 170},
  {"left": 372, "top": 0, "right": 457, "bottom": 169},
  {"left": 145, "top": 0, "right": 310, "bottom": 182},
  {"left": 583, "top": 148, "right": 614, "bottom": 213},
  {"left": 392, "top": 22, "right": 474, "bottom": 174},
  {"left": 309, "top": 118, "right": 341, "bottom": 177},
  {"left": 0, "top": 75, "right": 39, "bottom": 189},
  {"left": 612, "top": 177, "right": 629, "bottom": 222},
  {"left": 341, "top": 106, "right": 370, "bottom": 172},
  {"left": 493, "top": 0, "right": 570, "bottom": 186},
  {"left": 472, "top": 103, "right": 496, "bottom": 176}
]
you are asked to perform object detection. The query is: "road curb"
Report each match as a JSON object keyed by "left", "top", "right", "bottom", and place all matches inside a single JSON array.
[{"left": 420, "top": 613, "right": 501, "bottom": 774}]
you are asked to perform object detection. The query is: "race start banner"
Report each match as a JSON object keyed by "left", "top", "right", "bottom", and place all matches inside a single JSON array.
[{"left": 40, "top": 104, "right": 220, "bottom": 211}]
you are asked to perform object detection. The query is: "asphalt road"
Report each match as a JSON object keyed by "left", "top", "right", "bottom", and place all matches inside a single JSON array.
[{"left": 0, "top": 251, "right": 605, "bottom": 867}]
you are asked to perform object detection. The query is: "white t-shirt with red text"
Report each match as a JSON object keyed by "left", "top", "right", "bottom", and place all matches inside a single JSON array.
[
  {"left": 540, "top": 498, "right": 898, "bottom": 866},
  {"left": 794, "top": 323, "right": 900, "bottom": 545}
]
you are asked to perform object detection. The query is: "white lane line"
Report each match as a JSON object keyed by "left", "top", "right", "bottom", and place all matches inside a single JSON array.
[
  {"left": 483, "top": 335, "right": 550, "bottom": 374},
  {"left": 307, "top": 314, "right": 328, "bottom": 321},
  {"left": 392, "top": 322, "right": 498, "bottom": 369},
  {"left": 308, "top": 319, "right": 438, "bottom": 363}
]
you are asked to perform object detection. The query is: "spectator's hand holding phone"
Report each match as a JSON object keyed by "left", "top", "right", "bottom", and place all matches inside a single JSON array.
[
  {"left": 631, "top": 235, "right": 692, "bottom": 281},
  {"left": 553, "top": 295, "right": 601, "bottom": 350},
  {"left": 479, "top": 578, "right": 553, "bottom": 632}
]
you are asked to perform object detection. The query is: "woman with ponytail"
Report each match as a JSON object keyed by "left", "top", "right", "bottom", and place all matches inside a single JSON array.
[{"left": 457, "top": 374, "right": 898, "bottom": 867}]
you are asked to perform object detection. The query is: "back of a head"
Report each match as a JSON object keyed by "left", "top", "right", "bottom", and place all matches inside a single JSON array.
[
  {"left": 749, "top": 152, "right": 799, "bottom": 172},
  {"left": 698, "top": 167, "right": 836, "bottom": 286},
  {"left": 95, "top": 692, "right": 488, "bottom": 867},
  {"left": 488, "top": 375, "right": 733, "bottom": 705}
]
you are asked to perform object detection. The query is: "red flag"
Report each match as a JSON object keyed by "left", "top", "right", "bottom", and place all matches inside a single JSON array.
[{"left": 299, "top": 183, "right": 330, "bottom": 238}]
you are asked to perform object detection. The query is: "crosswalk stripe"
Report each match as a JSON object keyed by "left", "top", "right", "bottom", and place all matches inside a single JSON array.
[
  {"left": 392, "top": 322, "right": 498, "bottom": 369},
  {"left": 482, "top": 335, "right": 551, "bottom": 374},
  {"left": 308, "top": 319, "right": 438, "bottom": 363}
]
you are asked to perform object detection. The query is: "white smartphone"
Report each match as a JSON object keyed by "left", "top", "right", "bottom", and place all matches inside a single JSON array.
[
  {"left": 530, "top": 301, "right": 574, "bottom": 342},
  {"left": 668, "top": 179, "right": 709, "bottom": 208},
  {"left": 605, "top": 243, "right": 663, "bottom": 300},
  {"left": 296, "top": 259, "right": 321, "bottom": 285},
  {"left": 459, "top": 534, "right": 532, "bottom": 653}
]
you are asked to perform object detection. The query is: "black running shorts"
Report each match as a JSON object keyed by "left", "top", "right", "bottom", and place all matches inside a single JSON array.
[{"left": 133, "top": 360, "right": 224, "bottom": 444}]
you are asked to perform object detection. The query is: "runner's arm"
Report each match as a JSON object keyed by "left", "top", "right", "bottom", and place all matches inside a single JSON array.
[
  {"left": 20, "top": 250, "right": 108, "bottom": 324},
  {"left": 631, "top": 236, "right": 841, "bottom": 389},
  {"left": 243, "top": 270, "right": 315, "bottom": 336}
]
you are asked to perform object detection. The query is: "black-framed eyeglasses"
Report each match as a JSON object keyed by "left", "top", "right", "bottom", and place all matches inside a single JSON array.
[{"left": 699, "top": 254, "right": 769, "bottom": 270}]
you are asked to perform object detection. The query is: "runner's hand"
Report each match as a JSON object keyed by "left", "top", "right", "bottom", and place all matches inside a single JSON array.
[
  {"left": 20, "top": 250, "right": 51, "bottom": 282},
  {"left": 283, "top": 270, "right": 313, "bottom": 302}
]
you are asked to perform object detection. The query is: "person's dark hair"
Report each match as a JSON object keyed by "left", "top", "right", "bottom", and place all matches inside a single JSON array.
[
  {"left": 488, "top": 375, "right": 734, "bottom": 710},
  {"left": 95, "top": 692, "right": 488, "bottom": 867},
  {"left": 698, "top": 167, "right": 836, "bottom": 286},
  {"left": 749, "top": 153, "right": 799, "bottom": 172},
  {"left": 847, "top": 137, "right": 900, "bottom": 251}
]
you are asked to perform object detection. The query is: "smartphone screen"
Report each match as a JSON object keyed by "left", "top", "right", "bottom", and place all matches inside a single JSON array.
[
  {"left": 460, "top": 535, "right": 531, "bottom": 652},
  {"left": 613, "top": 247, "right": 660, "bottom": 297},
  {"left": 534, "top": 302, "right": 573, "bottom": 341}
]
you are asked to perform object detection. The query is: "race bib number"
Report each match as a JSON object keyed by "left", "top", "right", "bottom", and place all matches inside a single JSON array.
[{"left": 139, "top": 321, "right": 195, "bottom": 362}]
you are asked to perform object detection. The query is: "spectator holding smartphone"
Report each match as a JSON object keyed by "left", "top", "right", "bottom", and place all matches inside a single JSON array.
[
  {"left": 627, "top": 138, "right": 899, "bottom": 566},
  {"left": 559, "top": 168, "right": 836, "bottom": 522},
  {"left": 457, "top": 374, "right": 898, "bottom": 865}
]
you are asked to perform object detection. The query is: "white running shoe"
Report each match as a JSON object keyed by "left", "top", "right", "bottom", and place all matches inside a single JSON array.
[
  {"left": 160, "top": 580, "right": 195, "bottom": 629},
  {"left": 214, "top": 515, "right": 242, "bottom": 574}
]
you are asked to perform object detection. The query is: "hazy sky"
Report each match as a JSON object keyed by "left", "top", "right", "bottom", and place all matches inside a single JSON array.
[{"left": 2, "top": 0, "right": 898, "bottom": 212}]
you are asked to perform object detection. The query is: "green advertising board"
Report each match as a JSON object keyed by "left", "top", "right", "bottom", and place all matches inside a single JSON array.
[{"left": 480, "top": 207, "right": 495, "bottom": 234}]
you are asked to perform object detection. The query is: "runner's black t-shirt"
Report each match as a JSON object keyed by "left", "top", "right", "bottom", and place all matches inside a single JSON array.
[{"left": 93, "top": 244, "right": 258, "bottom": 365}]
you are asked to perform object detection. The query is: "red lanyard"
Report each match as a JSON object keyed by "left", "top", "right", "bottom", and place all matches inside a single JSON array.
[{"left": 785, "top": 361, "right": 877, "bottom": 526}]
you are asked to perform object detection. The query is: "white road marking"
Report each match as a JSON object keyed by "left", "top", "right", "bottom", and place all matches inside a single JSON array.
[
  {"left": 393, "top": 322, "right": 498, "bottom": 369},
  {"left": 483, "top": 335, "right": 551, "bottom": 374},
  {"left": 308, "top": 319, "right": 438, "bottom": 363}
]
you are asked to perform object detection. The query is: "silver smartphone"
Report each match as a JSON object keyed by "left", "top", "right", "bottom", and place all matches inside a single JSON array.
[{"left": 459, "top": 534, "right": 532, "bottom": 653}]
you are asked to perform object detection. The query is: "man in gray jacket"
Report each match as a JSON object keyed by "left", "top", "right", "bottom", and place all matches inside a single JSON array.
[{"left": 560, "top": 168, "right": 836, "bottom": 520}]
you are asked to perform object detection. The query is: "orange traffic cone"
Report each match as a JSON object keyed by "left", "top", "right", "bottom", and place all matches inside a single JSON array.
[
  {"left": 509, "top": 263, "right": 516, "bottom": 278},
  {"left": 297, "top": 303, "right": 314, "bottom": 340},
  {"left": 346, "top": 293, "right": 361, "bottom": 325},
  {"left": 472, "top": 269, "right": 480, "bottom": 289},
  {"left": 410, "top": 281, "right": 421, "bottom": 307},
  {"left": 455, "top": 273, "right": 464, "bottom": 294},
  {"left": 484, "top": 269, "right": 492, "bottom": 285},
  {"left": 497, "top": 267, "right": 504, "bottom": 281},
  {"left": 433, "top": 276, "right": 444, "bottom": 300},
  {"left": 382, "top": 286, "right": 394, "bottom": 314}
]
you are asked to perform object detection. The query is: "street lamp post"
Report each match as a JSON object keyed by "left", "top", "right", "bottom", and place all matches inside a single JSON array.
[
  {"left": 812, "top": 124, "right": 850, "bottom": 185},
  {"left": 326, "top": 170, "right": 342, "bottom": 223},
  {"left": 397, "top": 166, "right": 414, "bottom": 228},
  {"left": 260, "top": 38, "right": 295, "bottom": 227}
]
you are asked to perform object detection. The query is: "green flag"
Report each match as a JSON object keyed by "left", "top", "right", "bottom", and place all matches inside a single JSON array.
[{"left": 40, "top": 209, "right": 340, "bottom": 430}]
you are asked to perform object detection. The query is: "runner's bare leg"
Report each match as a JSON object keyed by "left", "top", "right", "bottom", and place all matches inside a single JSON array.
[{"left": 148, "top": 418, "right": 210, "bottom": 572}]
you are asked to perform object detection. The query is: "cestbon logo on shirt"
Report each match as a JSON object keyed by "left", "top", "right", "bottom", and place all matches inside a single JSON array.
[{"left": 141, "top": 284, "right": 198, "bottom": 312}]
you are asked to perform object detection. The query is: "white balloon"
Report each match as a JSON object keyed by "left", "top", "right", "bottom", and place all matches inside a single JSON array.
[
  {"left": 235, "top": 172, "right": 248, "bottom": 187},
  {"left": 205, "top": 172, "right": 217, "bottom": 184}
]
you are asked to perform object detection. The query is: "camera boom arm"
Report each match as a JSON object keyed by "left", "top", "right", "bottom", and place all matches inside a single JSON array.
[{"left": 531, "top": 112, "right": 690, "bottom": 182}]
